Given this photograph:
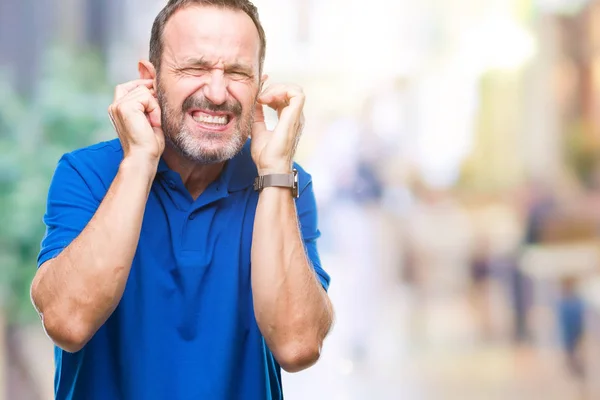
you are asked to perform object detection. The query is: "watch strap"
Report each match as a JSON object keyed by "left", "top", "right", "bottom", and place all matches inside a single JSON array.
[{"left": 254, "top": 169, "right": 299, "bottom": 198}]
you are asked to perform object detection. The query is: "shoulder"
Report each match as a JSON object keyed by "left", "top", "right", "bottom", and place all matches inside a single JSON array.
[
  {"left": 58, "top": 139, "right": 123, "bottom": 196},
  {"left": 67, "top": 138, "right": 123, "bottom": 163}
]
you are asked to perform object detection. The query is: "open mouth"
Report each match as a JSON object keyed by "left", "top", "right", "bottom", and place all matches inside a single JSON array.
[{"left": 189, "top": 110, "right": 234, "bottom": 131}]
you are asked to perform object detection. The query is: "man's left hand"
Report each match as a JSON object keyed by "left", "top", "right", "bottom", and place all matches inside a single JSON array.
[{"left": 251, "top": 83, "right": 305, "bottom": 175}]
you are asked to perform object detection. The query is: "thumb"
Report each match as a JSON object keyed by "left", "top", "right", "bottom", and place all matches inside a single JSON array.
[
  {"left": 153, "top": 126, "right": 165, "bottom": 150},
  {"left": 148, "top": 107, "right": 162, "bottom": 129},
  {"left": 276, "top": 93, "right": 304, "bottom": 133}
]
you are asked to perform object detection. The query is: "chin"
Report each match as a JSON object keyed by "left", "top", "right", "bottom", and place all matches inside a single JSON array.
[{"left": 178, "top": 136, "right": 244, "bottom": 164}]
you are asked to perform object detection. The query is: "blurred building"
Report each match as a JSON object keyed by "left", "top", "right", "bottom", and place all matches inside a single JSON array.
[{"left": 0, "top": 0, "right": 127, "bottom": 95}]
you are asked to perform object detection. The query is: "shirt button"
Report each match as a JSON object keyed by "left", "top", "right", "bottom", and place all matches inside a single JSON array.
[
  {"left": 168, "top": 180, "right": 176, "bottom": 189},
  {"left": 189, "top": 213, "right": 196, "bottom": 220}
]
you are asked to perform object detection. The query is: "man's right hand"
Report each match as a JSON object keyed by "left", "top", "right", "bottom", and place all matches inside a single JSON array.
[{"left": 108, "top": 79, "right": 165, "bottom": 164}]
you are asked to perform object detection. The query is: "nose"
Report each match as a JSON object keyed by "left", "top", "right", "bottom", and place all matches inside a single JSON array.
[{"left": 202, "top": 70, "right": 227, "bottom": 105}]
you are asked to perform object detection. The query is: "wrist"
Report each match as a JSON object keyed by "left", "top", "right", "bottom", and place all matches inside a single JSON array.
[
  {"left": 120, "top": 153, "right": 158, "bottom": 179},
  {"left": 257, "top": 163, "right": 293, "bottom": 176},
  {"left": 257, "top": 186, "right": 296, "bottom": 201}
]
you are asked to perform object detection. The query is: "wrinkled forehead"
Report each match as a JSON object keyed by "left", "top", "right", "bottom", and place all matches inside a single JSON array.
[{"left": 161, "top": 5, "right": 261, "bottom": 70}]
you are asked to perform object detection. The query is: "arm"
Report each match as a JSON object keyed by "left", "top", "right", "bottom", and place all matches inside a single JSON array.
[
  {"left": 31, "top": 79, "right": 165, "bottom": 352},
  {"left": 32, "top": 156, "right": 156, "bottom": 352},
  {"left": 250, "top": 83, "right": 333, "bottom": 372},
  {"left": 251, "top": 183, "right": 333, "bottom": 373}
]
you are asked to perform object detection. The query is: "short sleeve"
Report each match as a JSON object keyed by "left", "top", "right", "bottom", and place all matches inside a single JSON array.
[
  {"left": 37, "top": 154, "right": 100, "bottom": 268},
  {"left": 296, "top": 177, "right": 330, "bottom": 291}
]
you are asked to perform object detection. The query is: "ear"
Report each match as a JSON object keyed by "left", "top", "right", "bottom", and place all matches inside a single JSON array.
[{"left": 138, "top": 60, "right": 157, "bottom": 89}]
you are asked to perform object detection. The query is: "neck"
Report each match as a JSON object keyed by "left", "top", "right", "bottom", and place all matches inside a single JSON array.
[{"left": 162, "top": 145, "right": 226, "bottom": 200}]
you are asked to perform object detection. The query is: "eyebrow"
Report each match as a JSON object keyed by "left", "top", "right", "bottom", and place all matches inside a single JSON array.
[{"left": 181, "top": 57, "right": 254, "bottom": 75}]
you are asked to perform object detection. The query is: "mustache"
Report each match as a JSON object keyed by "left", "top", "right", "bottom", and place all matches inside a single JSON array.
[{"left": 182, "top": 95, "right": 242, "bottom": 116}]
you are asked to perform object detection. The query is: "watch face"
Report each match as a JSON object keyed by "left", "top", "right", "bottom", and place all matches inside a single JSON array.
[
  {"left": 253, "top": 176, "right": 262, "bottom": 192},
  {"left": 293, "top": 168, "right": 299, "bottom": 198}
]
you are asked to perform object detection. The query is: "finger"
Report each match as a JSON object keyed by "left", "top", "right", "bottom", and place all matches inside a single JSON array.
[
  {"left": 259, "top": 83, "right": 299, "bottom": 97},
  {"left": 252, "top": 103, "right": 267, "bottom": 137},
  {"left": 128, "top": 88, "right": 162, "bottom": 128},
  {"left": 259, "top": 86, "right": 304, "bottom": 121},
  {"left": 258, "top": 92, "right": 287, "bottom": 119},
  {"left": 142, "top": 94, "right": 162, "bottom": 129},
  {"left": 259, "top": 74, "right": 269, "bottom": 92},
  {"left": 273, "top": 88, "right": 305, "bottom": 133},
  {"left": 258, "top": 83, "right": 286, "bottom": 105},
  {"left": 114, "top": 79, "right": 154, "bottom": 101},
  {"left": 148, "top": 106, "right": 162, "bottom": 128},
  {"left": 258, "top": 84, "right": 302, "bottom": 112},
  {"left": 108, "top": 111, "right": 117, "bottom": 132},
  {"left": 110, "top": 87, "right": 162, "bottom": 128},
  {"left": 115, "top": 86, "right": 155, "bottom": 107},
  {"left": 117, "top": 79, "right": 154, "bottom": 94},
  {"left": 254, "top": 102, "right": 266, "bottom": 124}
]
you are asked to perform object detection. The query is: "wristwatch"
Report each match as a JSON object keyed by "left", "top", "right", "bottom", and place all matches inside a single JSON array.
[{"left": 253, "top": 169, "right": 299, "bottom": 198}]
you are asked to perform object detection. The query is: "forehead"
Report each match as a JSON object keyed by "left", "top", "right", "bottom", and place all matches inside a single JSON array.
[{"left": 162, "top": 5, "right": 261, "bottom": 68}]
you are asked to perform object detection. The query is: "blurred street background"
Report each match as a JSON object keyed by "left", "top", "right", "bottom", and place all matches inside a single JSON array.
[{"left": 4, "top": 0, "right": 600, "bottom": 399}]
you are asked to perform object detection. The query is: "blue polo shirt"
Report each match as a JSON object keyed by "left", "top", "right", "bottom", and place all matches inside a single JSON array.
[{"left": 37, "top": 138, "right": 330, "bottom": 400}]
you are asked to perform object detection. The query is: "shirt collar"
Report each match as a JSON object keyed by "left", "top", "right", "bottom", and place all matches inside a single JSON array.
[{"left": 157, "top": 140, "right": 256, "bottom": 193}]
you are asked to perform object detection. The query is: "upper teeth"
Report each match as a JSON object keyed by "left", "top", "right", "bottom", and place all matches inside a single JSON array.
[{"left": 193, "top": 113, "right": 228, "bottom": 125}]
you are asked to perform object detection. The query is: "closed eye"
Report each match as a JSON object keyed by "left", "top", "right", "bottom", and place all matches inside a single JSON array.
[
  {"left": 182, "top": 67, "right": 209, "bottom": 75},
  {"left": 227, "top": 70, "right": 253, "bottom": 80}
]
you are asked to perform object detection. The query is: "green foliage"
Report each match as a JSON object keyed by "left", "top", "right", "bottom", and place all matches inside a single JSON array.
[{"left": 0, "top": 46, "right": 114, "bottom": 324}]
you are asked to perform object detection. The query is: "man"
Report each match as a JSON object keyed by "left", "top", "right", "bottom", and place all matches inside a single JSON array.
[{"left": 30, "top": 1, "right": 334, "bottom": 399}]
